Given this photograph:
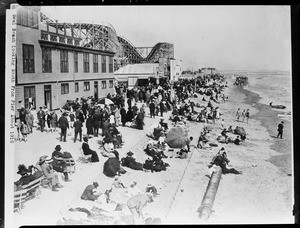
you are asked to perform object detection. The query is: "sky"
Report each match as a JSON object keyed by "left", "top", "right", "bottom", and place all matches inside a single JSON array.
[{"left": 41, "top": 5, "right": 291, "bottom": 72}]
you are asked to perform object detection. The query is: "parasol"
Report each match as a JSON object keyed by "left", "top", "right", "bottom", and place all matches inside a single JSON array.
[
  {"left": 165, "top": 127, "right": 188, "bottom": 148},
  {"left": 97, "top": 98, "right": 114, "bottom": 106}
]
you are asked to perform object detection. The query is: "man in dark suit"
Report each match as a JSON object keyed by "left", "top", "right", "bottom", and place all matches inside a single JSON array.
[
  {"left": 58, "top": 112, "right": 69, "bottom": 142},
  {"left": 37, "top": 106, "right": 45, "bottom": 132},
  {"left": 277, "top": 121, "right": 284, "bottom": 139},
  {"left": 73, "top": 117, "right": 83, "bottom": 142},
  {"left": 120, "top": 105, "right": 127, "bottom": 127},
  {"left": 149, "top": 100, "right": 155, "bottom": 118}
]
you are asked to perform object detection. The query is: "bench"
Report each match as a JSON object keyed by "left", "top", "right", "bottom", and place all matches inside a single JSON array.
[
  {"left": 22, "top": 176, "right": 44, "bottom": 200},
  {"left": 14, "top": 189, "right": 27, "bottom": 214},
  {"left": 14, "top": 175, "right": 44, "bottom": 214},
  {"left": 63, "top": 158, "right": 76, "bottom": 173}
]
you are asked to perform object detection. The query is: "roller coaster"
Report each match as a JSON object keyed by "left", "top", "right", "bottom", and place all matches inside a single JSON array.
[
  {"left": 40, "top": 11, "right": 174, "bottom": 71},
  {"left": 115, "top": 36, "right": 174, "bottom": 70}
]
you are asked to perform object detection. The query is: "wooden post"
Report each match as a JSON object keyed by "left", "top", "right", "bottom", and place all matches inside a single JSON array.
[
  {"left": 55, "top": 20, "right": 58, "bottom": 35},
  {"left": 198, "top": 166, "right": 222, "bottom": 220}
]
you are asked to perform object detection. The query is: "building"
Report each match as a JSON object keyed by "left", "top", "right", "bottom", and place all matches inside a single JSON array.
[
  {"left": 114, "top": 63, "right": 159, "bottom": 88},
  {"left": 169, "top": 59, "right": 182, "bottom": 83},
  {"left": 15, "top": 6, "right": 116, "bottom": 113},
  {"left": 200, "top": 67, "right": 216, "bottom": 75}
]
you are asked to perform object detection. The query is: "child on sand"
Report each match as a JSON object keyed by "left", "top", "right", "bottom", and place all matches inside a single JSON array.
[
  {"left": 245, "top": 109, "right": 250, "bottom": 124},
  {"left": 221, "top": 119, "right": 225, "bottom": 128},
  {"left": 241, "top": 109, "right": 246, "bottom": 122},
  {"left": 236, "top": 108, "right": 241, "bottom": 122},
  {"left": 20, "top": 121, "right": 29, "bottom": 142}
]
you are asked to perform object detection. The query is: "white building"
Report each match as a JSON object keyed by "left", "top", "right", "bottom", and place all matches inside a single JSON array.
[
  {"left": 170, "top": 59, "right": 182, "bottom": 83},
  {"left": 114, "top": 63, "right": 159, "bottom": 88}
]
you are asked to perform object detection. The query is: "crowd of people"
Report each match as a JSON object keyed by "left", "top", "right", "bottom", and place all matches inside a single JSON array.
[
  {"left": 233, "top": 76, "right": 249, "bottom": 86},
  {"left": 15, "top": 72, "right": 263, "bottom": 224}
]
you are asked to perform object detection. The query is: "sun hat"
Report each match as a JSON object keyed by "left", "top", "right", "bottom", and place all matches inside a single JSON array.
[{"left": 39, "top": 155, "right": 52, "bottom": 164}]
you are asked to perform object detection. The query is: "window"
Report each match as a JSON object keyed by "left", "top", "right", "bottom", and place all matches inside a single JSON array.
[
  {"left": 83, "top": 53, "right": 89, "bottom": 73},
  {"left": 61, "top": 83, "right": 69, "bottom": 94},
  {"left": 42, "top": 47, "right": 52, "bottom": 73},
  {"left": 109, "top": 80, "right": 113, "bottom": 88},
  {"left": 24, "top": 86, "right": 36, "bottom": 109},
  {"left": 23, "top": 44, "right": 34, "bottom": 73},
  {"left": 84, "top": 82, "right": 90, "bottom": 91},
  {"left": 109, "top": 56, "right": 113, "bottom": 73},
  {"left": 17, "top": 7, "right": 38, "bottom": 28},
  {"left": 93, "top": 54, "right": 98, "bottom": 73},
  {"left": 60, "top": 50, "right": 68, "bottom": 73},
  {"left": 101, "top": 55, "right": 106, "bottom": 73},
  {"left": 101, "top": 80, "right": 107, "bottom": 89},
  {"left": 75, "top": 82, "right": 79, "bottom": 92},
  {"left": 74, "top": 51, "right": 78, "bottom": 73}
]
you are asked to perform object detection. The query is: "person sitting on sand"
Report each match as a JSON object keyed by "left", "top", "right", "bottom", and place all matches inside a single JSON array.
[
  {"left": 82, "top": 136, "right": 99, "bottom": 162},
  {"left": 209, "top": 148, "right": 242, "bottom": 175},
  {"left": 121, "top": 151, "right": 144, "bottom": 171},
  {"left": 227, "top": 125, "right": 233, "bottom": 133},
  {"left": 234, "top": 136, "right": 241, "bottom": 145},
  {"left": 81, "top": 181, "right": 101, "bottom": 201}
]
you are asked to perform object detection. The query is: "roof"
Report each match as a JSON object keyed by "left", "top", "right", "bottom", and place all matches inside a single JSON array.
[{"left": 114, "top": 63, "right": 159, "bottom": 75}]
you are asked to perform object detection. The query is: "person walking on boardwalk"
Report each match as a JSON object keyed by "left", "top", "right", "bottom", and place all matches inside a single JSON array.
[
  {"left": 58, "top": 112, "right": 69, "bottom": 142},
  {"left": 277, "top": 121, "right": 284, "bottom": 139}
]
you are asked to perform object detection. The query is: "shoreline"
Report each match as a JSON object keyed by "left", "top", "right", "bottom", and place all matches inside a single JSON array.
[{"left": 235, "top": 85, "right": 292, "bottom": 175}]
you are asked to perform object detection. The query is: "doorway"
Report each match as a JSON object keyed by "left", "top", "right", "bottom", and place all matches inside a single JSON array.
[
  {"left": 94, "top": 81, "right": 98, "bottom": 101},
  {"left": 44, "top": 85, "right": 52, "bottom": 110}
]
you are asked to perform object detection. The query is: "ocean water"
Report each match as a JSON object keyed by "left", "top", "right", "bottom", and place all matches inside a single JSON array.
[{"left": 221, "top": 70, "right": 292, "bottom": 122}]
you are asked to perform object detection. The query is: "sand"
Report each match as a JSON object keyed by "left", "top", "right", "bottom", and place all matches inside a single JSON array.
[{"left": 12, "top": 76, "right": 294, "bottom": 226}]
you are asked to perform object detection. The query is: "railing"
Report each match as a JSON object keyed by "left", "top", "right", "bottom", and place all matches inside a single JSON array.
[{"left": 41, "top": 30, "right": 80, "bottom": 46}]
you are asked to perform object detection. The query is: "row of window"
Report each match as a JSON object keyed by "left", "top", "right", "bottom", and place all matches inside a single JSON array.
[
  {"left": 23, "top": 44, "right": 114, "bottom": 74},
  {"left": 61, "top": 80, "right": 114, "bottom": 94}
]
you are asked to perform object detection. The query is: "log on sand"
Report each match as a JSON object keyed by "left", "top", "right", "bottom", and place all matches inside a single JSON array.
[{"left": 198, "top": 166, "right": 222, "bottom": 220}]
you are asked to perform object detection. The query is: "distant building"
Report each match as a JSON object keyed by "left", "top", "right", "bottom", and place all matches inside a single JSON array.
[
  {"left": 114, "top": 63, "right": 160, "bottom": 88},
  {"left": 201, "top": 67, "right": 216, "bottom": 75},
  {"left": 170, "top": 59, "right": 182, "bottom": 83},
  {"left": 15, "top": 6, "right": 116, "bottom": 114}
]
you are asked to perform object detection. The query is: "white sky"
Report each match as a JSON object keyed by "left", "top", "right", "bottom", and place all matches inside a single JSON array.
[{"left": 41, "top": 5, "right": 291, "bottom": 72}]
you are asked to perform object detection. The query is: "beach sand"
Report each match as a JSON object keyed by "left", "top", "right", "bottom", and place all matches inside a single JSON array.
[{"left": 12, "top": 76, "right": 294, "bottom": 226}]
